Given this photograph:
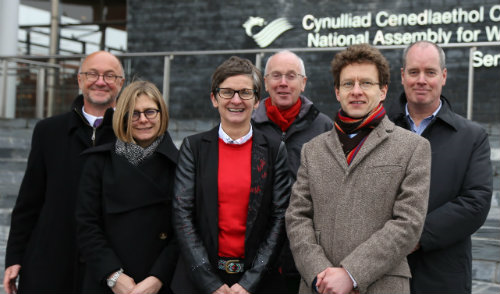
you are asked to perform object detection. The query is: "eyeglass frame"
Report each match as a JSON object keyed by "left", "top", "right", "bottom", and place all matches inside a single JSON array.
[
  {"left": 265, "top": 71, "right": 305, "bottom": 81},
  {"left": 215, "top": 88, "right": 257, "bottom": 100},
  {"left": 79, "top": 71, "right": 124, "bottom": 84},
  {"left": 131, "top": 109, "right": 160, "bottom": 121},
  {"left": 339, "top": 80, "right": 381, "bottom": 91}
]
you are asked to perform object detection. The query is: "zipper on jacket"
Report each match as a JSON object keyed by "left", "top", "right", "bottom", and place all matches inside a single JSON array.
[
  {"left": 281, "top": 131, "right": 286, "bottom": 141},
  {"left": 91, "top": 127, "right": 97, "bottom": 146},
  {"left": 74, "top": 107, "right": 98, "bottom": 146}
]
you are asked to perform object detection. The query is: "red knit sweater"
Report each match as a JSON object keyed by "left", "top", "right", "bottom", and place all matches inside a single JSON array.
[{"left": 217, "top": 138, "right": 252, "bottom": 258}]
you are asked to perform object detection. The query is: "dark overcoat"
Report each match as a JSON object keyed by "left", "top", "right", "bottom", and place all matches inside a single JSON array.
[
  {"left": 387, "top": 94, "right": 493, "bottom": 294},
  {"left": 252, "top": 96, "right": 333, "bottom": 291},
  {"left": 252, "top": 96, "right": 334, "bottom": 179},
  {"left": 171, "top": 126, "right": 291, "bottom": 294},
  {"left": 76, "top": 132, "right": 179, "bottom": 294},
  {"left": 5, "top": 95, "right": 115, "bottom": 293}
]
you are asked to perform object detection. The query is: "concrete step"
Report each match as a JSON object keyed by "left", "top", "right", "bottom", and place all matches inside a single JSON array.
[
  {"left": 0, "top": 163, "right": 26, "bottom": 186},
  {"left": 472, "top": 280, "right": 500, "bottom": 294}
]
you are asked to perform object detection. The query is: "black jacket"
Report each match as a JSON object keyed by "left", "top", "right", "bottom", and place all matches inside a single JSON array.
[
  {"left": 5, "top": 95, "right": 115, "bottom": 293},
  {"left": 171, "top": 126, "right": 291, "bottom": 294},
  {"left": 76, "top": 132, "right": 179, "bottom": 294},
  {"left": 252, "top": 96, "right": 333, "bottom": 179},
  {"left": 387, "top": 94, "right": 492, "bottom": 294},
  {"left": 252, "top": 96, "right": 333, "bottom": 280}
]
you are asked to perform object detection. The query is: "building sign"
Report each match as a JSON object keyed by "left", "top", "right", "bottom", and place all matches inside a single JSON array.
[
  {"left": 303, "top": 6, "right": 500, "bottom": 46},
  {"left": 243, "top": 17, "right": 293, "bottom": 48},
  {"left": 244, "top": 5, "right": 500, "bottom": 67}
]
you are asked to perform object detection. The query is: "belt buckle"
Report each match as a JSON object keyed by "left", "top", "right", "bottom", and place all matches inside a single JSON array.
[{"left": 224, "top": 259, "right": 242, "bottom": 274}]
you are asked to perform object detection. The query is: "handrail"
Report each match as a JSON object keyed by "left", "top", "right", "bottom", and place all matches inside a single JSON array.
[
  {"left": 2, "top": 41, "right": 500, "bottom": 60},
  {"left": 1, "top": 41, "right": 500, "bottom": 119}
]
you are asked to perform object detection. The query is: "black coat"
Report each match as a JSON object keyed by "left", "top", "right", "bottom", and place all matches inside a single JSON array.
[
  {"left": 76, "top": 133, "right": 179, "bottom": 294},
  {"left": 252, "top": 96, "right": 333, "bottom": 281},
  {"left": 252, "top": 96, "right": 333, "bottom": 180},
  {"left": 5, "top": 95, "right": 115, "bottom": 293},
  {"left": 171, "top": 126, "right": 292, "bottom": 294},
  {"left": 387, "top": 94, "right": 493, "bottom": 294}
]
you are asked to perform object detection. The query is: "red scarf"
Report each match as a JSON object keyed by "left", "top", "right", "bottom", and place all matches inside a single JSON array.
[{"left": 265, "top": 98, "right": 302, "bottom": 132}]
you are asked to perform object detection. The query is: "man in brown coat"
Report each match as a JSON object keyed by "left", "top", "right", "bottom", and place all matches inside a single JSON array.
[{"left": 285, "top": 44, "right": 431, "bottom": 294}]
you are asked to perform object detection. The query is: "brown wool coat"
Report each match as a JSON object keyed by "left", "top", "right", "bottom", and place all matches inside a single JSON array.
[{"left": 285, "top": 117, "right": 431, "bottom": 294}]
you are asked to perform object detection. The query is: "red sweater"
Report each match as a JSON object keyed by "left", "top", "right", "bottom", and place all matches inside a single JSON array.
[{"left": 217, "top": 138, "right": 252, "bottom": 258}]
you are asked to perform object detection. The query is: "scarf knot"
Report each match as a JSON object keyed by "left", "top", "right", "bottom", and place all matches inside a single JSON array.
[
  {"left": 115, "top": 134, "right": 164, "bottom": 166},
  {"left": 334, "top": 103, "right": 386, "bottom": 165},
  {"left": 265, "top": 97, "right": 302, "bottom": 132}
]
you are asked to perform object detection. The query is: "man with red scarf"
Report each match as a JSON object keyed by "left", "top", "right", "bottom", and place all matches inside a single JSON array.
[
  {"left": 252, "top": 50, "right": 333, "bottom": 293},
  {"left": 286, "top": 44, "right": 431, "bottom": 294}
]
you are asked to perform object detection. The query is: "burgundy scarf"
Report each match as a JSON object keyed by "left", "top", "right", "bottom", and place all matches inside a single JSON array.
[
  {"left": 334, "top": 103, "right": 386, "bottom": 165},
  {"left": 265, "top": 98, "right": 302, "bottom": 132}
]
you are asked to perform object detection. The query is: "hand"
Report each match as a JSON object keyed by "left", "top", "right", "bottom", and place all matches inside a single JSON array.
[
  {"left": 411, "top": 242, "right": 421, "bottom": 253},
  {"left": 3, "top": 264, "right": 21, "bottom": 294},
  {"left": 111, "top": 272, "right": 136, "bottom": 294},
  {"left": 316, "top": 267, "right": 353, "bottom": 294},
  {"left": 230, "top": 283, "right": 250, "bottom": 294},
  {"left": 212, "top": 284, "right": 231, "bottom": 294},
  {"left": 130, "top": 276, "right": 163, "bottom": 294}
]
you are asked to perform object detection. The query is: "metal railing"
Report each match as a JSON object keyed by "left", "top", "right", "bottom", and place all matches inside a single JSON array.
[{"left": 1, "top": 41, "right": 500, "bottom": 119}]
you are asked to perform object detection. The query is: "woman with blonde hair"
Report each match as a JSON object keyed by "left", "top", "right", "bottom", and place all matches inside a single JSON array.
[{"left": 77, "top": 81, "right": 178, "bottom": 294}]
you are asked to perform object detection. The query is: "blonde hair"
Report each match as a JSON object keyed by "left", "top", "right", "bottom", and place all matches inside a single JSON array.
[{"left": 113, "top": 81, "right": 169, "bottom": 143}]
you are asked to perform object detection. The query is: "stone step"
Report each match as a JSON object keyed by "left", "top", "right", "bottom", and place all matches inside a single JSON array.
[
  {"left": 0, "top": 208, "right": 12, "bottom": 226},
  {"left": 475, "top": 226, "right": 500, "bottom": 240},
  {"left": 0, "top": 163, "right": 26, "bottom": 186},
  {"left": 0, "top": 147, "right": 30, "bottom": 161},
  {"left": 0, "top": 118, "right": 38, "bottom": 129},
  {"left": 472, "top": 280, "right": 500, "bottom": 294},
  {"left": 0, "top": 225, "right": 9, "bottom": 290},
  {"left": 473, "top": 238, "right": 500, "bottom": 262},
  {"left": 0, "top": 192, "right": 17, "bottom": 209}
]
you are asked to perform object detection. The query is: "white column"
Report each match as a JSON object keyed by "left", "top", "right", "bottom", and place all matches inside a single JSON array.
[{"left": 0, "top": 0, "right": 19, "bottom": 118}]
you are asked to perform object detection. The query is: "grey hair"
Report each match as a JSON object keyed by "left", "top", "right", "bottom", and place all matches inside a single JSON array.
[
  {"left": 402, "top": 41, "right": 446, "bottom": 70},
  {"left": 265, "top": 50, "right": 306, "bottom": 76}
]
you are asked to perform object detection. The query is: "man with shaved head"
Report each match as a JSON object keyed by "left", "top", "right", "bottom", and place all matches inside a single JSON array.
[{"left": 3, "top": 51, "right": 124, "bottom": 294}]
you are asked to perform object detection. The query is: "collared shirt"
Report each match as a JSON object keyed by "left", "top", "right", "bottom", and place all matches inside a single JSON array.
[
  {"left": 405, "top": 100, "right": 442, "bottom": 135},
  {"left": 218, "top": 124, "right": 253, "bottom": 145},
  {"left": 82, "top": 106, "right": 103, "bottom": 127}
]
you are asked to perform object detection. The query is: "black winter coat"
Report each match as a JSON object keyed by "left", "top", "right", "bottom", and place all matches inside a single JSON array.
[
  {"left": 5, "top": 95, "right": 115, "bottom": 293},
  {"left": 76, "top": 133, "right": 179, "bottom": 294},
  {"left": 387, "top": 94, "right": 492, "bottom": 294},
  {"left": 252, "top": 96, "right": 333, "bottom": 179},
  {"left": 252, "top": 96, "right": 333, "bottom": 280},
  {"left": 171, "top": 126, "right": 291, "bottom": 294}
]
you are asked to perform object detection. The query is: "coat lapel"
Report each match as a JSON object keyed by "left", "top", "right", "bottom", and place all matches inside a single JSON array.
[
  {"left": 348, "top": 117, "right": 391, "bottom": 170},
  {"left": 199, "top": 128, "right": 220, "bottom": 246},
  {"left": 104, "top": 153, "right": 166, "bottom": 214},
  {"left": 245, "top": 131, "right": 268, "bottom": 239},
  {"left": 326, "top": 130, "right": 350, "bottom": 171}
]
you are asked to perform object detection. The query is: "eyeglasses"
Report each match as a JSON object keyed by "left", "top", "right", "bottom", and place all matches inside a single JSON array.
[
  {"left": 265, "top": 71, "right": 305, "bottom": 81},
  {"left": 80, "top": 72, "right": 123, "bottom": 84},
  {"left": 340, "top": 80, "right": 380, "bottom": 91},
  {"left": 216, "top": 88, "right": 256, "bottom": 100},
  {"left": 132, "top": 109, "right": 160, "bottom": 121}
]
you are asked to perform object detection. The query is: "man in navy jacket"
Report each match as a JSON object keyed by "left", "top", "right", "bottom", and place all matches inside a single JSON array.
[{"left": 387, "top": 41, "right": 493, "bottom": 294}]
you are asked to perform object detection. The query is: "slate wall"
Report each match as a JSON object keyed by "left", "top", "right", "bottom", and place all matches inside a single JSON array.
[{"left": 126, "top": 0, "right": 500, "bottom": 123}]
